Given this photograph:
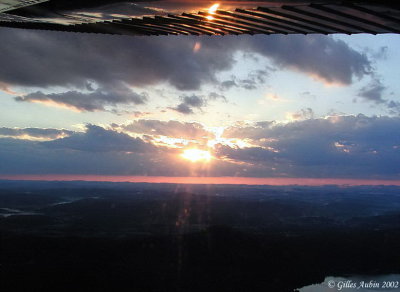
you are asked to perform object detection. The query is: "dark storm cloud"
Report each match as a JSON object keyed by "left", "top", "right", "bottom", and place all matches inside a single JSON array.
[
  {"left": 15, "top": 84, "right": 148, "bottom": 112},
  {"left": 0, "top": 29, "right": 371, "bottom": 95},
  {"left": 121, "top": 120, "right": 211, "bottom": 140},
  {"left": 0, "top": 127, "right": 73, "bottom": 139},
  {"left": 43, "top": 124, "right": 155, "bottom": 153}
]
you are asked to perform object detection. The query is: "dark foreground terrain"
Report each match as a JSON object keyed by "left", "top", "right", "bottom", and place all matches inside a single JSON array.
[{"left": 1, "top": 181, "right": 400, "bottom": 291}]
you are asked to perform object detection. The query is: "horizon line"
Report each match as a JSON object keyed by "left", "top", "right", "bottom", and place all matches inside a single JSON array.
[{"left": 1, "top": 175, "right": 400, "bottom": 186}]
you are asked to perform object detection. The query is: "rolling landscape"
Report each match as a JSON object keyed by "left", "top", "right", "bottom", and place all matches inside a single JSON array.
[{"left": 1, "top": 180, "right": 399, "bottom": 291}]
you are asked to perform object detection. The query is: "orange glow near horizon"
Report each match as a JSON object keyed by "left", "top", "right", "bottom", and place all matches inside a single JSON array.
[
  {"left": 1, "top": 175, "right": 400, "bottom": 187},
  {"left": 181, "top": 149, "right": 212, "bottom": 162}
]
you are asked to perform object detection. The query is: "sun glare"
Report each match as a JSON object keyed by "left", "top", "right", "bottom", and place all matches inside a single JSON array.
[
  {"left": 181, "top": 149, "right": 212, "bottom": 162},
  {"left": 208, "top": 3, "right": 219, "bottom": 14},
  {"left": 206, "top": 3, "right": 219, "bottom": 20}
]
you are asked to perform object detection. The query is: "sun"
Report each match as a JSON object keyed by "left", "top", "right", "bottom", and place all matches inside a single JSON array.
[{"left": 181, "top": 149, "right": 212, "bottom": 162}]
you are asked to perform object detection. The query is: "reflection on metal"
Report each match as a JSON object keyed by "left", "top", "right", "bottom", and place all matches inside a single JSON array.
[
  {"left": 0, "top": 0, "right": 48, "bottom": 13},
  {"left": 1, "top": 1, "right": 400, "bottom": 35}
]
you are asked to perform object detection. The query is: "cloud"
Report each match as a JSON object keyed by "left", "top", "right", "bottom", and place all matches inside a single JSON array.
[
  {"left": 223, "top": 121, "right": 274, "bottom": 139},
  {"left": 365, "top": 46, "right": 388, "bottom": 60},
  {"left": 299, "top": 91, "right": 316, "bottom": 99},
  {"left": 0, "top": 28, "right": 237, "bottom": 91},
  {"left": 121, "top": 119, "right": 211, "bottom": 140},
  {"left": 0, "top": 116, "right": 399, "bottom": 178},
  {"left": 219, "top": 79, "right": 238, "bottom": 91},
  {"left": 0, "top": 137, "right": 158, "bottom": 175},
  {"left": 236, "top": 79, "right": 257, "bottom": 90},
  {"left": 286, "top": 108, "right": 314, "bottom": 121},
  {"left": 358, "top": 78, "right": 386, "bottom": 104},
  {"left": 244, "top": 35, "right": 371, "bottom": 85},
  {"left": 238, "top": 69, "right": 270, "bottom": 90},
  {"left": 0, "top": 30, "right": 374, "bottom": 116},
  {"left": 15, "top": 84, "right": 148, "bottom": 112},
  {"left": 387, "top": 100, "right": 400, "bottom": 115},
  {"left": 0, "top": 127, "right": 73, "bottom": 140},
  {"left": 0, "top": 29, "right": 371, "bottom": 95},
  {"left": 208, "top": 92, "right": 227, "bottom": 102},
  {"left": 0, "top": 135, "right": 199, "bottom": 176},
  {"left": 215, "top": 144, "right": 276, "bottom": 164},
  {"left": 43, "top": 124, "right": 155, "bottom": 153},
  {"left": 172, "top": 95, "right": 205, "bottom": 114},
  {"left": 218, "top": 115, "right": 400, "bottom": 178},
  {"left": 219, "top": 77, "right": 259, "bottom": 91},
  {"left": 173, "top": 104, "right": 192, "bottom": 114},
  {"left": 109, "top": 110, "right": 152, "bottom": 117},
  {"left": 219, "top": 70, "right": 269, "bottom": 91},
  {"left": 0, "top": 81, "right": 18, "bottom": 95},
  {"left": 357, "top": 77, "right": 400, "bottom": 115}
]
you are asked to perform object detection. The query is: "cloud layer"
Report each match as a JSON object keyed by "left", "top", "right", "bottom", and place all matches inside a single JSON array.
[
  {"left": 0, "top": 28, "right": 373, "bottom": 112},
  {"left": 16, "top": 85, "right": 148, "bottom": 112},
  {"left": 121, "top": 120, "right": 210, "bottom": 140},
  {"left": 0, "top": 127, "right": 72, "bottom": 140},
  {"left": 241, "top": 35, "right": 371, "bottom": 85},
  {"left": 217, "top": 115, "right": 400, "bottom": 178},
  {"left": 357, "top": 77, "right": 400, "bottom": 115},
  {"left": 43, "top": 124, "right": 155, "bottom": 153},
  {"left": 0, "top": 116, "right": 399, "bottom": 179},
  {"left": 172, "top": 95, "right": 205, "bottom": 114}
]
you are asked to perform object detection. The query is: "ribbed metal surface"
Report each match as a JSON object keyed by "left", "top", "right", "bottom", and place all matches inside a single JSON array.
[
  {"left": 1, "top": 1, "right": 400, "bottom": 35},
  {"left": 0, "top": 0, "right": 48, "bottom": 13}
]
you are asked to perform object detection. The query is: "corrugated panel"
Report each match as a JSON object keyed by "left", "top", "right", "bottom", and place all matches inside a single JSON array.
[
  {"left": 0, "top": 0, "right": 48, "bottom": 13},
  {"left": 1, "top": 1, "right": 400, "bottom": 35}
]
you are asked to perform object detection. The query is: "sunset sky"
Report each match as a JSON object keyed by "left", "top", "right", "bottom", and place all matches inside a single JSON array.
[{"left": 0, "top": 27, "right": 399, "bottom": 182}]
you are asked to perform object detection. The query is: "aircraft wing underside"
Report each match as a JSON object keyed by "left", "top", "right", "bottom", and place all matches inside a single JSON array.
[{"left": 1, "top": 0, "right": 400, "bottom": 35}]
